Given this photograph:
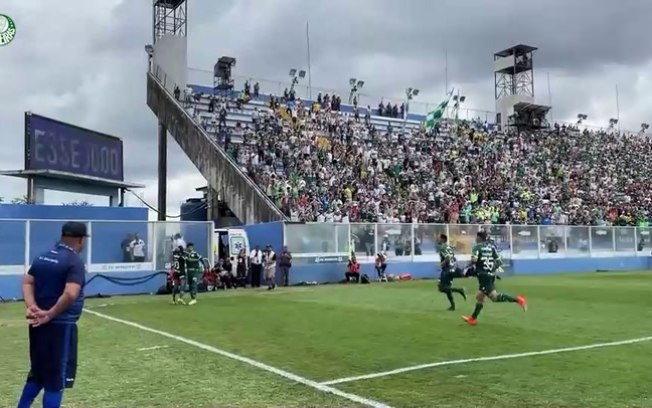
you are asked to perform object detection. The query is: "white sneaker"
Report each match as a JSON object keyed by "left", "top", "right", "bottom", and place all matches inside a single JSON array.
[{"left": 188, "top": 299, "right": 197, "bottom": 306}]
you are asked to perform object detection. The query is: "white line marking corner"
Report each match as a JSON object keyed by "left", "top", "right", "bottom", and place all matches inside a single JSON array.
[
  {"left": 84, "top": 308, "right": 392, "bottom": 408},
  {"left": 320, "top": 335, "right": 652, "bottom": 385}
]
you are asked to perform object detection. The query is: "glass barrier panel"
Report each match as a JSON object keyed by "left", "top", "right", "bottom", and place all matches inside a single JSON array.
[
  {"left": 29, "top": 220, "right": 90, "bottom": 266},
  {"left": 180, "top": 221, "right": 212, "bottom": 261},
  {"left": 376, "top": 224, "right": 413, "bottom": 259},
  {"left": 153, "top": 221, "right": 181, "bottom": 271},
  {"left": 350, "top": 223, "right": 376, "bottom": 261},
  {"left": 485, "top": 224, "right": 512, "bottom": 258},
  {"left": 448, "top": 224, "right": 483, "bottom": 258},
  {"left": 336, "top": 223, "right": 350, "bottom": 254},
  {"left": 285, "top": 223, "right": 340, "bottom": 255},
  {"left": 413, "top": 224, "right": 448, "bottom": 260},
  {"left": 614, "top": 226, "right": 636, "bottom": 254},
  {"left": 538, "top": 225, "right": 566, "bottom": 256},
  {"left": 0, "top": 220, "right": 26, "bottom": 274},
  {"left": 90, "top": 220, "right": 152, "bottom": 264},
  {"left": 509, "top": 225, "right": 540, "bottom": 259},
  {"left": 566, "top": 226, "right": 590, "bottom": 257},
  {"left": 635, "top": 227, "right": 652, "bottom": 255},
  {"left": 590, "top": 226, "right": 615, "bottom": 255}
]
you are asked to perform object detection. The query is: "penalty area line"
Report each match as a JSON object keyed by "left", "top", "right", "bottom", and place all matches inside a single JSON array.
[
  {"left": 83, "top": 309, "right": 393, "bottom": 408},
  {"left": 321, "top": 335, "right": 652, "bottom": 385}
]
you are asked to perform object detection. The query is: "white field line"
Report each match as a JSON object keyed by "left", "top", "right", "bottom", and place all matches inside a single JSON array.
[
  {"left": 321, "top": 335, "right": 652, "bottom": 386},
  {"left": 137, "top": 345, "right": 169, "bottom": 352},
  {"left": 84, "top": 309, "right": 393, "bottom": 408}
]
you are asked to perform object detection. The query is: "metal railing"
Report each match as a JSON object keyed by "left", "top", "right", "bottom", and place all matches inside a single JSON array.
[
  {"left": 148, "top": 65, "right": 287, "bottom": 223},
  {"left": 187, "top": 67, "right": 496, "bottom": 121}
]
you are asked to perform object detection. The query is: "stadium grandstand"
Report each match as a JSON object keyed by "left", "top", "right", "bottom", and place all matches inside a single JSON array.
[{"left": 159, "top": 70, "right": 652, "bottom": 228}]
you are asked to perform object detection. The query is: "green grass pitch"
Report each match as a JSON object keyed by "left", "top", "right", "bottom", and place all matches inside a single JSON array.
[{"left": 2, "top": 272, "right": 652, "bottom": 408}]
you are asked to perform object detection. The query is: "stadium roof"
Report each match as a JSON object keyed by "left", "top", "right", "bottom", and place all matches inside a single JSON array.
[
  {"left": 0, "top": 169, "right": 145, "bottom": 189},
  {"left": 494, "top": 44, "right": 538, "bottom": 58}
]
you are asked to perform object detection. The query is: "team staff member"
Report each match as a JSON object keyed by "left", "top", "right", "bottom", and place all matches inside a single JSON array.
[{"left": 17, "top": 221, "right": 88, "bottom": 408}]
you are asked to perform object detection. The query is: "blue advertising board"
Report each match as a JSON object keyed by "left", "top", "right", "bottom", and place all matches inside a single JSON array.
[{"left": 25, "top": 113, "right": 124, "bottom": 181}]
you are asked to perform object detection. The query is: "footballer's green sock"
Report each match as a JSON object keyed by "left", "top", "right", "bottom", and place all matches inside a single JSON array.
[
  {"left": 471, "top": 303, "right": 483, "bottom": 319},
  {"left": 445, "top": 290, "right": 455, "bottom": 307},
  {"left": 496, "top": 293, "right": 517, "bottom": 303}
]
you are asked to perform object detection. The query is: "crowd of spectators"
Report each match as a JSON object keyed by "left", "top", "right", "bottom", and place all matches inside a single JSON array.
[{"left": 190, "top": 87, "right": 652, "bottom": 227}]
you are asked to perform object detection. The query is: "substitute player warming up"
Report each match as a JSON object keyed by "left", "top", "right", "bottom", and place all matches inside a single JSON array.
[
  {"left": 437, "top": 234, "right": 466, "bottom": 310},
  {"left": 462, "top": 231, "right": 527, "bottom": 325}
]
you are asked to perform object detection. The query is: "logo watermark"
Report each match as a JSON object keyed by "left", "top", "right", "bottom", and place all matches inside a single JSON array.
[{"left": 0, "top": 14, "right": 16, "bottom": 46}]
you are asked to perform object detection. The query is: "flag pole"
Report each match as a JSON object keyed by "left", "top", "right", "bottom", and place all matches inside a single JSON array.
[
  {"left": 547, "top": 72, "right": 553, "bottom": 124},
  {"left": 306, "top": 21, "right": 313, "bottom": 100},
  {"left": 616, "top": 83, "right": 620, "bottom": 133}
]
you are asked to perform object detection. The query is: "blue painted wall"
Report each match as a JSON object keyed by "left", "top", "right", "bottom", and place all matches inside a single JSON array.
[
  {"left": 90, "top": 221, "right": 149, "bottom": 263},
  {"left": 0, "top": 219, "right": 27, "bottom": 265},
  {"left": 0, "top": 205, "right": 214, "bottom": 300},
  {"left": 242, "top": 221, "right": 284, "bottom": 253},
  {"left": 0, "top": 204, "right": 147, "bottom": 220},
  {"left": 181, "top": 223, "right": 211, "bottom": 259},
  {"left": 284, "top": 257, "right": 652, "bottom": 285},
  {"left": 0, "top": 205, "right": 149, "bottom": 265},
  {"left": 0, "top": 271, "right": 165, "bottom": 300}
]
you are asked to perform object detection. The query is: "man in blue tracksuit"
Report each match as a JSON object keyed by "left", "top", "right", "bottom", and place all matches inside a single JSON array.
[{"left": 17, "top": 221, "right": 88, "bottom": 408}]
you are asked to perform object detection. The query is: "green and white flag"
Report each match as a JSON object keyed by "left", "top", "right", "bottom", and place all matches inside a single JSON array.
[{"left": 425, "top": 89, "right": 454, "bottom": 130}]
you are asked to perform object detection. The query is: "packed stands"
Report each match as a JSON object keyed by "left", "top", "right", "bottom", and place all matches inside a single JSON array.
[{"left": 180, "top": 85, "right": 652, "bottom": 227}]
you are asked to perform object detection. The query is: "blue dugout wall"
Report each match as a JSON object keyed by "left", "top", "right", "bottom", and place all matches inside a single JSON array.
[{"left": 0, "top": 205, "right": 212, "bottom": 300}]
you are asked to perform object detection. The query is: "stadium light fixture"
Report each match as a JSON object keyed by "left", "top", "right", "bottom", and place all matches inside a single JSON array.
[
  {"left": 144, "top": 44, "right": 154, "bottom": 57},
  {"left": 405, "top": 87, "right": 419, "bottom": 100},
  {"left": 348, "top": 77, "right": 364, "bottom": 104},
  {"left": 453, "top": 93, "right": 466, "bottom": 109},
  {"left": 288, "top": 68, "right": 305, "bottom": 95}
]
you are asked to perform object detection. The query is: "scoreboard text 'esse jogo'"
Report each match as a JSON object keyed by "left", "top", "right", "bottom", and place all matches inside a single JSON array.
[{"left": 25, "top": 113, "right": 124, "bottom": 182}]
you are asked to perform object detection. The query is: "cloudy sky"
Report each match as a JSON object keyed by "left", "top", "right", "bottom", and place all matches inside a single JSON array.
[{"left": 1, "top": 0, "right": 651, "bottom": 218}]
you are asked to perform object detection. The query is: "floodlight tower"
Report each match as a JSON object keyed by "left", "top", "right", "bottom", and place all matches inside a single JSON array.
[
  {"left": 153, "top": 0, "right": 187, "bottom": 44},
  {"left": 151, "top": 0, "right": 188, "bottom": 220},
  {"left": 494, "top": 44, "right": 537, "bottom": 130}
]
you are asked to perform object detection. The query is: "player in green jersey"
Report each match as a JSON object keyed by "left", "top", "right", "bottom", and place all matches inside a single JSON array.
[
  {"left": 462, "top": 230, "right": 527, "bottom": 325},
  {"left": 171, "top": 246, "right": 187, "bottom": 305},
  {"left": 184, "top": 243, "right": 203, "bottom": 305},
  {"left": 437, "top": 234, "right": 466, "bottom": 311}
]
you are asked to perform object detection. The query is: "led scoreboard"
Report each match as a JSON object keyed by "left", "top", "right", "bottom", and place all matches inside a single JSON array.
[{"left": 24, "top": 113, "right": 124, "bottom": 182}]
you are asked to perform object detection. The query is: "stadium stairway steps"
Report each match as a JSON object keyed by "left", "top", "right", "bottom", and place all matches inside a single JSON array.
[{"left": 146, "top": 72, "right": 287, "bottom": 224}]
